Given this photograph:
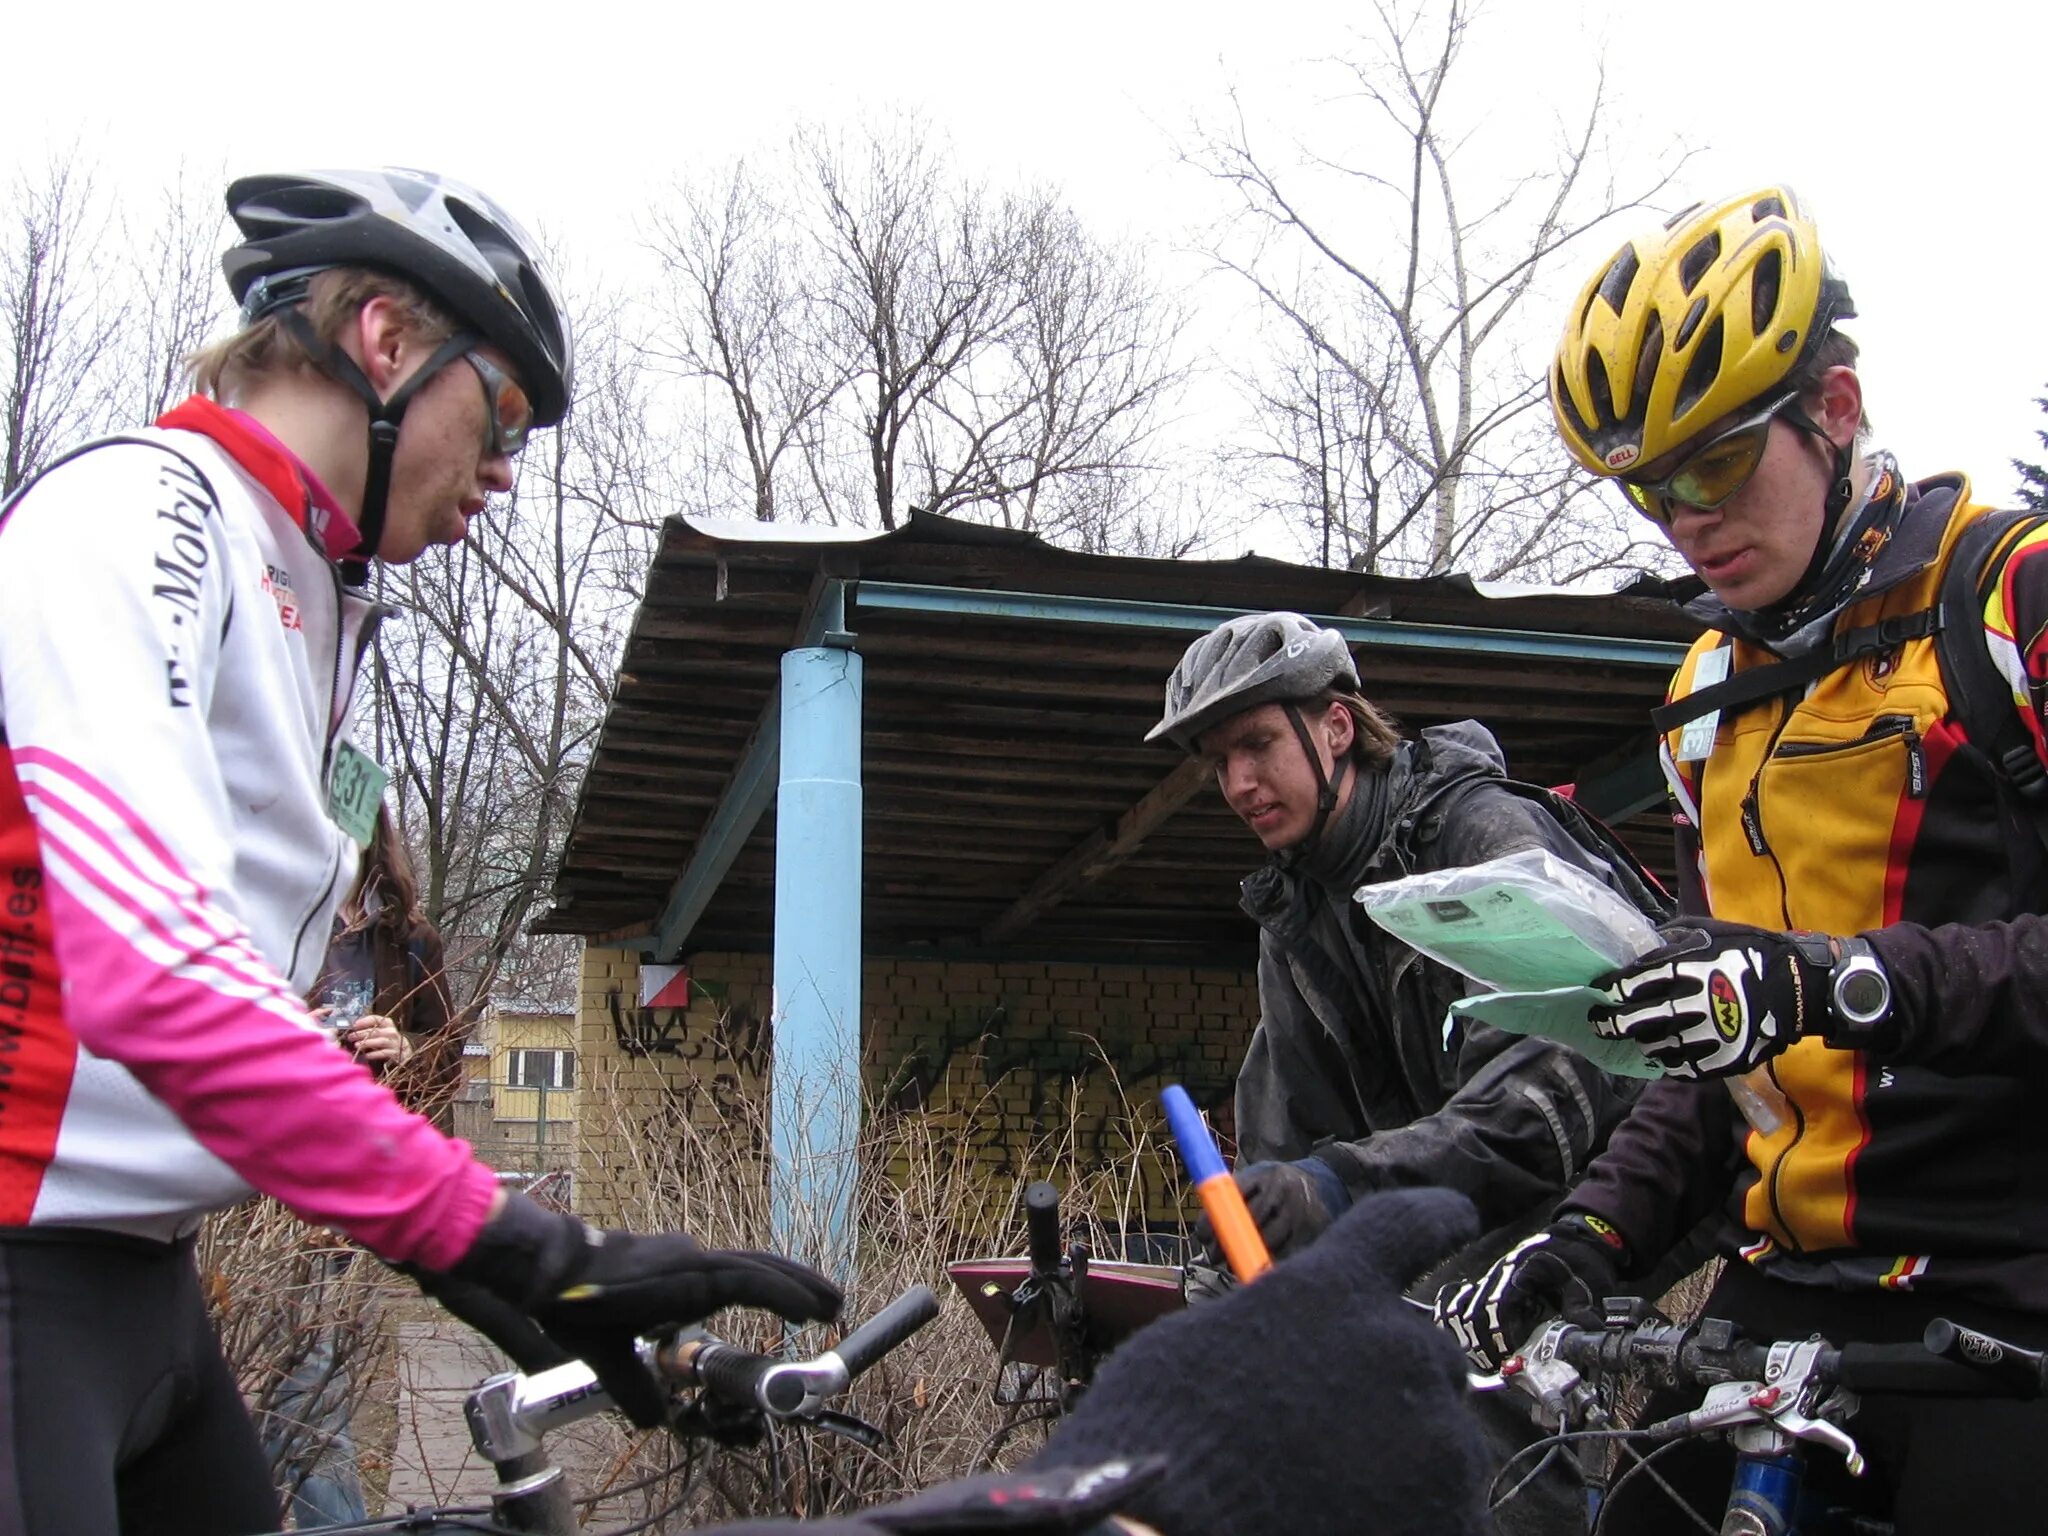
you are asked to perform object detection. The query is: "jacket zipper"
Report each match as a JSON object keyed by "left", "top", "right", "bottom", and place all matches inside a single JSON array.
[
  {"left": 1771, "top": 713, "right": 1926, "bottom": 800},
  {"left": 1754, "top": 711, "right": 1924, "bottom": 1251},
  {"left": 1738, "top": 698, "right": 1811, "bottom": 1251},
  {"left": 1762, "top": 1056, "right": 1808, "bottom": 1255},
  {"left": 287, "top": 553, "right": 372, "bottom": 975}
]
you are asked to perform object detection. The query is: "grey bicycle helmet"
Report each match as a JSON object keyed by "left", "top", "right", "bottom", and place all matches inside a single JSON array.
[{"left": 1148, "top": 612, "right": 1360, "bottom": 754}]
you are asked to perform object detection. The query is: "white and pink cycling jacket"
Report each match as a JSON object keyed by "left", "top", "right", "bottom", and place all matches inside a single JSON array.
[{"left": 0, "top": 397, "right": 495, "bottom": 1268}]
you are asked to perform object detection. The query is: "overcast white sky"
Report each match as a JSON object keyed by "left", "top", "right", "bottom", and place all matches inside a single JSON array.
[{"left": 8, "top": 0, "right": 2044, "bottom": 543}]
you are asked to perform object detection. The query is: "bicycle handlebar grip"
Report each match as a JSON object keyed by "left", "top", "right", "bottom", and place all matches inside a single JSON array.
[
  {"left": 695, "top": 1342, "right": 804, "bottom": 1416},
  {"left": 834, "top": 1284, "right": 940, "bottom": 1382},
  {"left": 1922, "top": 1318, "right": 2048, "bottom": 1399},
  {"left": 1835, "top": 1339, "right": 2030, "bottom": 1397},
  {"left": 1025, "top": 1181, "right": 1063, "bottom": 1275}
]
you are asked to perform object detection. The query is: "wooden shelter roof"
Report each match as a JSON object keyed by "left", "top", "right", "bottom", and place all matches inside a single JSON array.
[{"left": 540, "top": 512, "right": 1701, "bottom": 966}]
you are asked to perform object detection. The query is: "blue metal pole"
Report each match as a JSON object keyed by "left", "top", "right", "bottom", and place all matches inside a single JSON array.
[{"left": 771, "top": 636, "right": 862, "bottom": 1273}]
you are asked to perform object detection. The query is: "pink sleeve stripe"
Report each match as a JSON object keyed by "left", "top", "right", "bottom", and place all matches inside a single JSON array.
[
  {"left": 37, "top": 823, "right": 494, "bottom": 1269},
  {"left": 18, "top": 765, "right": 300, "bottom": 1010},
  {"left": 40, "top": 840, "right": 310, "bottom": 1034},
  {"left": 12, "top": 748, "right": 231, "bottom": 905}
]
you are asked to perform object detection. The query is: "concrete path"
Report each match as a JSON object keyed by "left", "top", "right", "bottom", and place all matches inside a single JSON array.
[{"left": 381, "top": 1314, "right": 515, "bottom": 1515}]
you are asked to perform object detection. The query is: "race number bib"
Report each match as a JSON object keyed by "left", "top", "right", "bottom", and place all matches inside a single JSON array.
[
  {"left": 328, "top": 741, "right": 390, "bottom": 847},
  {"left": 1674, "top": 647, "right": 1732, "bottom": 764}
]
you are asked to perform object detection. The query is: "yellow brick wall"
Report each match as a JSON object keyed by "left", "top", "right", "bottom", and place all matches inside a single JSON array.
[
  {"left": 572, "top": 947, "right": 1257, "bottom": 1236},
  {"left": 575, "top": 948, "right": 775, "bottom": 1226}
]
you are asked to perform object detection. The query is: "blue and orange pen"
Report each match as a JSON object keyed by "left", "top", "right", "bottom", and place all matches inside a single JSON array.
[{"left": 1161, "top": 1083, "right": 1272, "bottom": 1284}]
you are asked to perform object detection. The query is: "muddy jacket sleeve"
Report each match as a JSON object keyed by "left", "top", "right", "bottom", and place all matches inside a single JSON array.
[{"left": 1266, "top": 781, "right": 1645, "bottom": 1232}]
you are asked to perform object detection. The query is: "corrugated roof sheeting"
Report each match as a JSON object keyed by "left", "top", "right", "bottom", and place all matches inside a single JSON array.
[{"left": 543, "top": 513, "right": 1701, "bottom": 962}]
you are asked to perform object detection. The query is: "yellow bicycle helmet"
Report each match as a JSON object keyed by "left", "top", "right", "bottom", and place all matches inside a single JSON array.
[{"left": 1551, "top": 187, "right": 1854, "bottom": 477}]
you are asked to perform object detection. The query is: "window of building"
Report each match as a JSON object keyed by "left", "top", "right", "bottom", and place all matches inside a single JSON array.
[{"left": 507, "top": 1048, "right": 576, "bottom": 1091}]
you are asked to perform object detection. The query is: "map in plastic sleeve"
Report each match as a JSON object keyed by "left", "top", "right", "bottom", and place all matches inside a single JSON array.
[
  {"left": 1448, "top": 986, "right": 1662, "bottom": 1079},
  {"left": 1363, "top": 882, "right": 1631, "bottom": 992},
  {"left": 1356, "top": 849, "right": 1664, "bottom": 1078}
]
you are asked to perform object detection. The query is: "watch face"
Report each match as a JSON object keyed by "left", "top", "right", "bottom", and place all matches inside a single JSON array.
[{"left": 1837, "top": 965, "right": 1889, "bottom": 1022}]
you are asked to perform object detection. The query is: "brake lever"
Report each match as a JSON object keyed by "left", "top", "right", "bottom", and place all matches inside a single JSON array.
[
  {"left": 1648, "top": 1340, "right": 1865, "bottom": 1476},
  {"left": 811, "top": 1410, "right": 887, "bottom": 1450}
]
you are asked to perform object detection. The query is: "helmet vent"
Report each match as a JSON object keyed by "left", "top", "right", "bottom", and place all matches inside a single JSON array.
[
  {"left": 1630, "top": 311, "right": 1665, "bottom": 415},
  {"left": 1585, "top": 350, "right": 1616, "bottom": 425},
  {"left": 519, "top": 270, "right": 566, "bottom": 365},
  {"left": 1596, "top": 247, "right": 1640, "bottom": 315},
  {"left": 1678, "top": 233, "right": 1721, "bottom": 295},
  {"left": 264, "top": 185, "right": 365, "bottom": 227},
  {"left": 1675, "top": 316, "right": 1724, "bottom": 419},
  {"left": 1776, "top": 327, "right": 1800, "bottom": 354},
  {"left": 1752, "top": 193, "right": 1788, "bottom": 221},
  {"left": 1553, "top": 360, "right": 1595, "bottom": 441},
  {"left": 1750, "top": 249, "right": 1783, "bottom": 337},
  {"left": 1675, "top": 295, "right": 1708, "bottom": 350}
]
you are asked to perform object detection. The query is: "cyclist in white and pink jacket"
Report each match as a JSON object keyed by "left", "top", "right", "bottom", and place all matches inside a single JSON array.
[{"left": 0, "top": 169, "right": 838, "bottom": 1536}]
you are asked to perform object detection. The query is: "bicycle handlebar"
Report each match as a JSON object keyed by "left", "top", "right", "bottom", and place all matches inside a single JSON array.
[
  {"left": 1915, "top": 1318, "right": 2048, "bottom": 1399},
  {"left": 1024, "top": 1180, "right": 1063, "bottom": 1277},
  {"left": 673, "top": 1283, "right": 942, "bottom": 1420},
  {"left": 468, "top": 1284, "right": 940, "bottom": 1464},
  {"left": 840, "top": 1282, "right": 944, "bottom": 1379},
  {"left": 1511, "top": 1308, "right": 2048, "bottom": 1420}
]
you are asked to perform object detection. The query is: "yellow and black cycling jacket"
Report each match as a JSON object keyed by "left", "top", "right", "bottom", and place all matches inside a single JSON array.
[{"left": 1569, "top": 472, "right": 2048, "bottom": 1310}]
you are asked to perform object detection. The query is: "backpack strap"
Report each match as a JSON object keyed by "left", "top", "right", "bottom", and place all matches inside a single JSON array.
[
  {"left": 1933, "top": 508, "right": 2048, "bottom": 812},
  {"left": 1650, "top": 605, "right": 1945, "bottom": 736}
]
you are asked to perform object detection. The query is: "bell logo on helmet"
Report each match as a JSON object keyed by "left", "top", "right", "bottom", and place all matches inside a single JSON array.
[
  {"left": 1709, "top": 971, "right": 1743, "bottom": 1041},
  {"left": 1604, "top": 444, "right": 1642, "bottom": 471}
]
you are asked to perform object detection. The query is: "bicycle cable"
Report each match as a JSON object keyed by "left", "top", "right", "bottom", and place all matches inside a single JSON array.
[
  {"left": 1485, "top": 1426, "right": 1653, "bottom": 1509},
  {"left": 1591, "top": 1436, "right": 1720, "bottom": 1536}
]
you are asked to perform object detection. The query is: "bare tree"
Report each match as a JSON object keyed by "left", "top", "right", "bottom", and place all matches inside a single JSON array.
[
  {"left": 126, "top": 162, "right": 229, "bottom": 422},
  {"left": 646, "top": 162, "right": 849, "bottom": 524},
  {"left": 1196, "top": 0, "right": 1688, "bottom": 579},
  {"left": 1, "top": 149, "right": 126, "bottom": 495},
  {"left": 900, "top": 192, "right": 1189, "bottom": 543},
  {"left": 646, "top": 117, "right": 1192, "bottom": 551}
]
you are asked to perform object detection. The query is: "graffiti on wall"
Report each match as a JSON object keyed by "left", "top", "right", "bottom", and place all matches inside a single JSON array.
[
  {"left": 877, "top": 998, "right": 1240, "bottom": 1180},
  {"left": 607, "top": 985, "right": 771, "bottom": 1073},
  {"left": 603, "top": 985, "right": 775, "bottom": 1144}
]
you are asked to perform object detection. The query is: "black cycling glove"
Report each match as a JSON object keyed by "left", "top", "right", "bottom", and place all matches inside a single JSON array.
[
  {"left": 417, "top": 1192, "right": 843, "bottom": 1427},
  {"left": 1431, "top": 1212, "right": 1629, "bottom": 1374},
  {"left": 1034, "top": 1188, "right": 1491, "bottom": 1536},
  {"left": 1192, "top": 1158, "right": 1347, "bottom": 1261},
  {"left": 1592, "top": 918, "right": 1834, "bottom": 1080}
]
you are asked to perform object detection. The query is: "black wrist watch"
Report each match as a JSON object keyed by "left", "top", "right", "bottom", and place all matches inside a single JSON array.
[{"left": 1825, "top": 935, "right": 1893, "bottom": 1048}]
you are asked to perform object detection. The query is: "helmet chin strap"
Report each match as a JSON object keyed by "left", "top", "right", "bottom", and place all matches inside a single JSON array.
[
  {"left": 1781, "top": 406, "right": 1861, "bottom": 600},
  {"left": 278, "top": 309, "right": 475, "bottom": 582},
  {"left": 1279, "top": 702, "right": 1353, "bottom": 860}
]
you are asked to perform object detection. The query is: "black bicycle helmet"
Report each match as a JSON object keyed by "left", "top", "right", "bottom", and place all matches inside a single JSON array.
[
  {"left": 1150, "top": 613, "right": 1366, "bottom": 857},
  {"left": 223, "top": 168, "right": 571, "bottom": 425},
  {"left": 221, "top": 169, "right": 572, "bottom": 576}
]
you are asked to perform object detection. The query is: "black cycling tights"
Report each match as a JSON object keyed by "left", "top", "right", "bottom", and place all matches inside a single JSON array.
[
  {"left": 0, "top": 1230, "right": 279, "bottom": 1535},
  {"left": 1596, "top": 1258, "right": 2048, "bottom": 1535}
]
